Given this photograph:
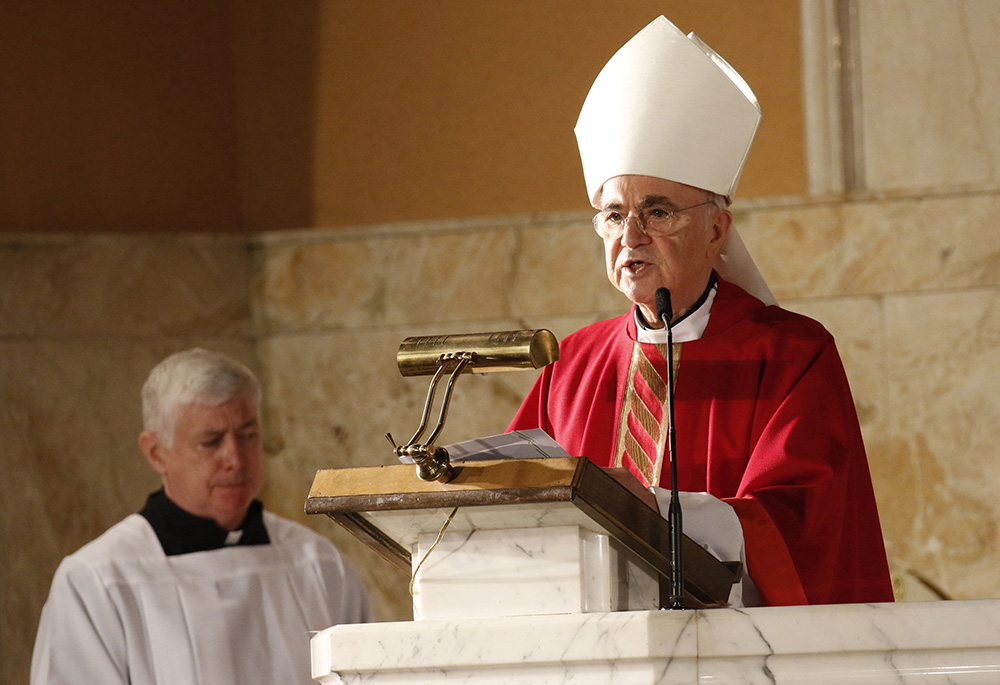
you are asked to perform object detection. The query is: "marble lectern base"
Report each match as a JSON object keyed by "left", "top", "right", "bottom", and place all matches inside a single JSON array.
[
  {"left": 411, "top": 524, "right": 659, "bottom": 620},
  {"left": 312, "top": 599, "right": 1000, "bottom": 684}
]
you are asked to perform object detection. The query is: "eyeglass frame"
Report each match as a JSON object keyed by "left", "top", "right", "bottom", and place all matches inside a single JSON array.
[{"left": 592, "top": 200, "right": 718, "bottom": 239}]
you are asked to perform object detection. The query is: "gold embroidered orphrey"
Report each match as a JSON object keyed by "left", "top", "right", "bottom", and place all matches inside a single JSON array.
[{"left": 614, "top": 341, "right": 682, "bottom": 486}]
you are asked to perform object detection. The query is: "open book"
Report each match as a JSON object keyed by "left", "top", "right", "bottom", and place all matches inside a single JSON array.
[{"left": 396, "top": 428, "right": 570, "bottom": 464}]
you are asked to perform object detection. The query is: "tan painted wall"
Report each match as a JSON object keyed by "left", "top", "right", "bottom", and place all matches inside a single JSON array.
[
  {"left": 0, "top": 1, "right": 243, "bottom": 233},
  {"left": 313, "top": 0, "right": 806, "bottom": 226},
  {"left": 0, "top": 1, "right": 804, "bottom": 234}
]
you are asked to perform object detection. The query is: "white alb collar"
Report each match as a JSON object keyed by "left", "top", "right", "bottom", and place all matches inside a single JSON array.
[{"left": 635, "top": 284, "right": 717, "bottom": 344}]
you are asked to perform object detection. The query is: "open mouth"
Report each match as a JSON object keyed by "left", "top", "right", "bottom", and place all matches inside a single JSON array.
[{"left": 624, "top": 259, "right": 647, "bottom": 272}]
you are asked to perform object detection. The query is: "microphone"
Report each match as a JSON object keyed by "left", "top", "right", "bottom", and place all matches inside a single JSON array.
[
  {"left": 656, "top": 287, "right": 685, "bottom": 610},
  {"left": 655, "top": 288, "right": 672, "bottom": 324}
]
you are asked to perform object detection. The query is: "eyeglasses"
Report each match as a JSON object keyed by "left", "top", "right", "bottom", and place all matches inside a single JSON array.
[{"left": 592, "top": 201, "right": 716, "bottom": 239}]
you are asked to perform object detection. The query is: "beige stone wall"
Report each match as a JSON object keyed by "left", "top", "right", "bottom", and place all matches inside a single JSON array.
[{"left": 5, "top": 194, "right": 1000, "bottom": 679}]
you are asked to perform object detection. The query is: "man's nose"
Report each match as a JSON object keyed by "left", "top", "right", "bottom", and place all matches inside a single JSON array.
[
  {"left": 219, "top": 435, "right": 243, "bottom": 468},
  {"left": 620, "top": 214, "right": 650, "bottom": 247}
]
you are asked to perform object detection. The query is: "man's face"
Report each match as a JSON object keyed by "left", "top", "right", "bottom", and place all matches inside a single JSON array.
[
  {"left": 140, "top": 396, "right": 264, "bottom": 531},
  {"left": 597, "top": 175, "right": 730, "bottom": 325}
]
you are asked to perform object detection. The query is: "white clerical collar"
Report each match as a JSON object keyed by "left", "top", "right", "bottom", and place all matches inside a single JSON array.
[{"left": 635, "top": 282, "right": 717, "bottom": 344}]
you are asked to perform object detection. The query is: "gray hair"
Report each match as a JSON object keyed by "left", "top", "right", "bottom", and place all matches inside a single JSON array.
[
  {"left": 141, "top": 348, "right": 261, "bottom": 446},
  {"left": 705, "top": 189, "right": 731, "bottom": 209},
  {"left": 697, "top": 189, "right": 731, "bottom": 224}
]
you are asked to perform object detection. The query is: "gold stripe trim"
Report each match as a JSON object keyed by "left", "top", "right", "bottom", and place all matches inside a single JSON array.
[
  {"left": 649, "top": 342, "right": 682, "bottom": 486},
  {"left": 613, "top": 340, "right": 683, "bottom": 487},
  {"left": 629, "top": 390, "right": 660, "bottom": 443},
  {"left": 623, "top": 429, "right": 653, "bottom": 474},
  {"left": 613, "top": 343, "right": 643, "bottom": 468},
  {"left": 636, "top": 352, "right": 667, "bottom": 403}
]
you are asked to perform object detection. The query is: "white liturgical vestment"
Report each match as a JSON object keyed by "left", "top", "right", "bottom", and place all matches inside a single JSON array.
[{"left": 31, "top": 512, "right": 371, "bottom": 684}]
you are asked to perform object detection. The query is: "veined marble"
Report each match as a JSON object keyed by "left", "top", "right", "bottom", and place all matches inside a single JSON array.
[
  {"left": 411, "top": 524, "right": 658, "bottom": 620},
  {"left": 313, "top": 600, "right": 1000, "bottom": 684},
  {"left": 858, "top": 1, "right": 1000, "bottom": 192}
]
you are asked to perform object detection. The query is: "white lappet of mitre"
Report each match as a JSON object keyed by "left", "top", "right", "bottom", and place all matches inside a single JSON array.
[{"left": 575, "top": 16, "right": 775, "bottom": 305}]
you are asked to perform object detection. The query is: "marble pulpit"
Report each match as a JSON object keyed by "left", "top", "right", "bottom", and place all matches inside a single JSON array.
[
  {"left": 310, "top": 599, "right": 1000, "bottom": 683},
  {"left": 306, "top": 458, "right": 1000, "bottom": 683}
]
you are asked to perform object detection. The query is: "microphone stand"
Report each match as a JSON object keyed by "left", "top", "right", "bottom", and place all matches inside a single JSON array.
[{"left": 656, "top": 288, "right": 685, "bottom": 610}]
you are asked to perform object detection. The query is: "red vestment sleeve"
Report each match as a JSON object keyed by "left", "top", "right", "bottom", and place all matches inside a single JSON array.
[
  {"left": 724, "top": 497, "right": 808, "bottom": 605},
  {"left": 717, "top": 337, "right": 893, "bottom": 605}
]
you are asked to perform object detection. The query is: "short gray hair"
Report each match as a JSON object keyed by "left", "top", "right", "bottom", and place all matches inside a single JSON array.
[
  {"left": 141, "top": 348, "right": 261, "bottom": 446},
  {"left": 705, "top": 189, "right": 731, "bottom": 209},
  {"left": 699, "top": 189, "right": 731, "bottom": 223}
]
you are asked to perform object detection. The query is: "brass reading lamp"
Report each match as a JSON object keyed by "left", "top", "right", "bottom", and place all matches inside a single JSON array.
[{"left": 385, "top": 329, "right": 559, "bottom": 483}]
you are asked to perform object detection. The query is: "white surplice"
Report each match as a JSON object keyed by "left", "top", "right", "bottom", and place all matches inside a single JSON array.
[{"left": 31, "top": 512, "right": 371, "bottom": 684}]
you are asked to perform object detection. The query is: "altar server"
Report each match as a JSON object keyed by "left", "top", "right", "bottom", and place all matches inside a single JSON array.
[
  {"left": 31, "top": 348, "right": 371, "bottom": 684},
  {"left": 508, "top": 16, "right": 893, "bottom": 606}
]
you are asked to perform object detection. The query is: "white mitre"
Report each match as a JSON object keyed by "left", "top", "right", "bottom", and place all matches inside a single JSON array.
[{"left": 574, "top": 16, "right": 776, "bottom": 306}]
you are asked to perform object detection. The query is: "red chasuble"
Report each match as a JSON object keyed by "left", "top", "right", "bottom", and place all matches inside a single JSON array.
[{"left": 508, "top": 278, "right": 893, "bottom": 606}]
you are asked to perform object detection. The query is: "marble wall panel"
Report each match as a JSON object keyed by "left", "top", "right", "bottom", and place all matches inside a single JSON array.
[
  {"left": 256, "top": 312, "right": 620, "bottom": 482},
  {"left": 506, "top": 217, "right": 627, "bottom": 318},
  {"left": 254, "top": 214, "right": 629, "bottom": 336},
  {"left": 838, "top": 194, "right": 1000, "bottom": 295},
  {"left": 735, "top": 203, "right": 848, "bottom": 300},
  {"left": 858, "top": 1, "right": 1000, "bottom": 192},
  {"left": 0, "top": 235, "right": 252, "bottom": 337},
  {"left": 736, "top": 191, "right": 1000, "bottom": 301},
  {"left": 879, "top": 288, "right": 1000, "bottom": 599},
  {"left": 255, "top": 224, "right": 521, "bottom": 333}
]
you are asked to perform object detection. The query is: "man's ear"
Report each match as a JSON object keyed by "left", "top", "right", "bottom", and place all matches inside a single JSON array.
[
  {"left": 139, "top": 431, "right": 168, "bottom": 477},
  {"left": 709, "top": 209, "right": 732, "bottom": 256}
]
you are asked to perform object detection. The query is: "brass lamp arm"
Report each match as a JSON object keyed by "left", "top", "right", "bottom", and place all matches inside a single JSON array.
[
  {"left": 388, "top": 352, "right": 474, "bottom": 483},
  {"left": 405, "top": 363, "right": 450, "bottom": 447},
  {"left": 421, "top": 352, "right": 473, "bottom": 448}
]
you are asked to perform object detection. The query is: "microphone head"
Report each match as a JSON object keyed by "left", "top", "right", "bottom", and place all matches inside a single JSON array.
[{"left": 655, "top": 287, "right": 673, "bottom": 324}]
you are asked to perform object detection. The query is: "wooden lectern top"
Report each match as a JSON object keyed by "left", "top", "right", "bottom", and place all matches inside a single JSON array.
[{"left": 306, "top": 457, "right": 738, "bottom": 608}]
